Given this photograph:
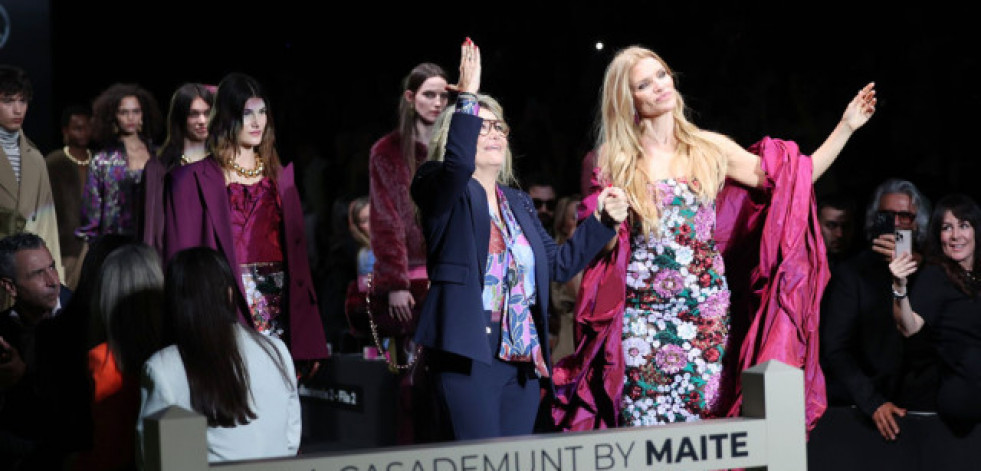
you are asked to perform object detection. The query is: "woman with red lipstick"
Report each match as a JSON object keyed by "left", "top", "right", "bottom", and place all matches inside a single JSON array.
[
  {"left": 890, "top": 194, "right": 981, "bottom": 427},
  {"left": 77, "top": 83, "right": 162, "bottom": 241},
  {"left": 551, "top": 45, "right": 878, "bottom": 431},
  {"left": 162, "top": 73, "right": 327, "bottom": 373}
]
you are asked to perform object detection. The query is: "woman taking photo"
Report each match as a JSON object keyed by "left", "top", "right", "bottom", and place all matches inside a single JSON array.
[
  {"left": 890, "top": 193, "right": 981, "bottom": 427},
  {"left": 411, "top": 38, "right": 629, "bottom": 440},
  {"left": 163, "top": 72, "right": 327, "bottom": 368},
  {"left": 138, "top": 247, "right": 300, "bottom": 463}
]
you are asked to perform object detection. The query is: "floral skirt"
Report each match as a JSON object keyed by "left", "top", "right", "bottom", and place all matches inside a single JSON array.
[
  {"left": 240, "top": 261, "right": 286, "bottom": 339},
  {"left": 619, "top": 281, "right": 730, "bottom": 426}
]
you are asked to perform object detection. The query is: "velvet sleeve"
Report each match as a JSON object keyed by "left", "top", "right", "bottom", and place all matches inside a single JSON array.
[{"left": 368, "top": 137, "right": 411, "bottom": 292}]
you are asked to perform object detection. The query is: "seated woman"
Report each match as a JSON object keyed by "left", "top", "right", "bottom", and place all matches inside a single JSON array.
[
  {"left": 409, "top": 38, "right": 629, "bottom": 440},
  {"left": 137, "top": 247, "right": 300, "bottom": 463},
  {"left": 74, "top": 242, "right": 164, "bottom": 471},
  {"left": 890, "top": 193, "right": 981, "bottom": 427}
]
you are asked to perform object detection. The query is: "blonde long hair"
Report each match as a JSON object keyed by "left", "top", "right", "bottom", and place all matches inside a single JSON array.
[
  {"left": 428, "top": 94, "right": 517, "bottom": 187},
  {"left": 598, "top": 46, "right": 726, "bottom": 235}
]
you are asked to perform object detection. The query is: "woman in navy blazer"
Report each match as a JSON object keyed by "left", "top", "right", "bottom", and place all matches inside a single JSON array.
[{"left": 410, "top": 39, "right": 629, "bottom": 439}]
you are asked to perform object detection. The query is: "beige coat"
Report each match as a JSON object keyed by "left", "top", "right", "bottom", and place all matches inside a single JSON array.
[{"left": 0, "top": 132, "right": 64, "bottom": 282}]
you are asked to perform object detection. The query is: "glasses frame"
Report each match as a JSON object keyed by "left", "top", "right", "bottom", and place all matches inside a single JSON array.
[{"left": 479, "top": 119, "right": 510, "bottom": 137}]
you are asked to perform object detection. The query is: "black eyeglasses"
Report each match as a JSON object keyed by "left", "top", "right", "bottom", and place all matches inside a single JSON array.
[
  {"left": 479, "top": 119, "right": 510, "bottom": 137},
  {"left": 532, "top": 198, "right": 556, "bottom": 210},
  {"left": 877, "top": 210, "right": 916, "bottom": 225}
]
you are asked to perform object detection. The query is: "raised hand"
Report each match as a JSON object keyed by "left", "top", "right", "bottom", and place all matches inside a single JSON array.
[
  {"left": 888, "top": 251, "right": 918, "bottom": 287},
  {"left": 446, "top": 37, "right": 481, "bottom": 95},
  {"left": 842, "top": 82, "right": 877, "bottom": 132}
]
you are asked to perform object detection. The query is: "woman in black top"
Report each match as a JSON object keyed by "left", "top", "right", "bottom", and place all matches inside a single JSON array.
[{"left": 890, "top": 193, "right": 981, "bottom": 425}]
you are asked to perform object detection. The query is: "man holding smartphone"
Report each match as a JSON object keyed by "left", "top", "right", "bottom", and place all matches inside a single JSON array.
[{"left": 820, "top": 178, "right": 939, "bottom": 442}]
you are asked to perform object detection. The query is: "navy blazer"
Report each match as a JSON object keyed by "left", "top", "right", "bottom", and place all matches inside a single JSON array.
[{"left": 410, "top": 113, "right": 616, "bottom": 370}]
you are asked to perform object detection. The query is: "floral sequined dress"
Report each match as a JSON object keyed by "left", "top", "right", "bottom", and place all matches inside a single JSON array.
[{"left": 621, "top": 177, "right": 730, "bottom": 426}]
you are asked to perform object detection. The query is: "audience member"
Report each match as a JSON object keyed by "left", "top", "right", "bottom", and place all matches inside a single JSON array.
[
  {"left": 76, "top": 83, "right": 163, "bottom": 241},
  {"left": 818, "top": 192, "right": 859, "bottom": 270},
  {"left": 0, "top": 65, "right": 64, "bottom": 292},
  {"left": 45, "top": 104, "right": 93, "bottom": 290},
  {"left": 525, "top": 175, "right": 557, "bottom": 233},
  {"left": 143, "top": 83, "right": 214, "bottom": 254},
  {"left": 0, "top": 232, "right": 66, "bottom": 469},
  {"left": 71, "top": 242, "right": 163, "bottom": 470},
  {"left": 821, "top": 178, "right": 938, "bottom": 441},
  {"left": 138, "top": 247, "right": 299, "bottom": 464},
  {"left": 33, "top": 234, "right": 133, "bottom": 469},
  {"left": 890, "top": 193, "right": 981, "bottom": 430}
]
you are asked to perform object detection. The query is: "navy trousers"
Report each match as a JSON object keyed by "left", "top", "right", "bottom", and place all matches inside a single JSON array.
[{"left": 432, "top": 321, "right": 542, "bottom": 440}]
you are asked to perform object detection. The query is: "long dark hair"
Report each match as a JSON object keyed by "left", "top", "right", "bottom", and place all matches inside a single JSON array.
[
  {"left": 157, "top": 83, "right": 215, "bottom": 171},
  {"left": 90, "top": 82, "right": 162, "bottom": 151},
  {"left": 207, "top": 73, "right": 281, "bottom": 180},
  {"left": 397, "top": 62, "right": 447, "bottom": 174},
  {"left": 925, "top": 193, "right": 981, "bottom": 296},
  {"left": 164, "top": 247, "right": 292, "bottom": 427}
]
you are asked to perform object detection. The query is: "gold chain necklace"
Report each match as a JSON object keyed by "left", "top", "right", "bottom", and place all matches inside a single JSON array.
[
  {"left": 62, "top": 146, "right": 92, "bottom": 166},
  {"left": 180, "top": 154, "right": 191, "bottom": 166},
  {"left": 227, "top": 154, "right": 264, "bottom": 178}
]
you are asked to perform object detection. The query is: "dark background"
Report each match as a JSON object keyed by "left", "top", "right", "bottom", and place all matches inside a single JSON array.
[{"left": 8, "top": 1, "right": 981, "bottom": 217}]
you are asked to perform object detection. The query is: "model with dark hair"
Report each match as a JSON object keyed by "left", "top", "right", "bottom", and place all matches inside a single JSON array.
[
  {"left": 162, "top": 72, "right": 327, "bottom": 369},
  {"left": 0, "top": 64, "right": 63, "bottom": 287},
  {"left": 76, "top": 83, "right": 163, "bottom": 241},
  {"left": 138, "top": 247, "right": 299, "bottom": 463},
  {"left": 143, "top": 83, "right": 214, "bottom": 253},
  {"left": 44, "top": 104, "right": 92, "bottom": 288}
]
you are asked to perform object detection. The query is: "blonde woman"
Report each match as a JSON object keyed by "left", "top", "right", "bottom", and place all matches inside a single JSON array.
[{"left": 552, "top": 45, "right": 876, "bottom": 430}]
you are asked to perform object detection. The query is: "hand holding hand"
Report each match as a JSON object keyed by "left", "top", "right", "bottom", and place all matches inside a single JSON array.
[
  {"left": 889, "top": 252, "right": 918, "bottom": 288},
  {"left": 388, "top": 290, "right": 416, "bottom": 323},
  {"left": 842, "top": 82, "right": 877, "bottom": 132},
  {"left": 447, "top": 37, "right": 481, "bottom": 95},
  {"left": 596, "top": 186, "right": 630, "bottom": 224}
]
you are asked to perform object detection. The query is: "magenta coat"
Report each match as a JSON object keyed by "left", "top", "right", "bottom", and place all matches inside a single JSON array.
[
  {"left": 162, "top": 157, "right": 328, "bottom": 360},
  {"left": 552, "top": 137, "right": 828, "bottom": 432}
]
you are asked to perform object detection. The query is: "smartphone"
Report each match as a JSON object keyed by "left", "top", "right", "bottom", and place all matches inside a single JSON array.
[
  {"left": 872, "top": 211, "right": 895, "bottom": 239},
  {"left": 895, "top": 229, "right": 913, "bottom": 258}
]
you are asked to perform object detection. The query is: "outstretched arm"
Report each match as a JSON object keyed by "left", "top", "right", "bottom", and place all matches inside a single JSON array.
[{"left": 810, "top": 82, "right": 877, "bottom": 181}]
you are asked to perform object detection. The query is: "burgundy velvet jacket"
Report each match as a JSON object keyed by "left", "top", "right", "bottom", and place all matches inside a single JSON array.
[
  {"left": 368, "top": 132, "right": 428, "bottom": 292},
  {"left": 162, "top": 157, "right": 328, "bottom": 360},
  {"left": 552, "top": 137, "right": 828, "bottom": 432}
]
